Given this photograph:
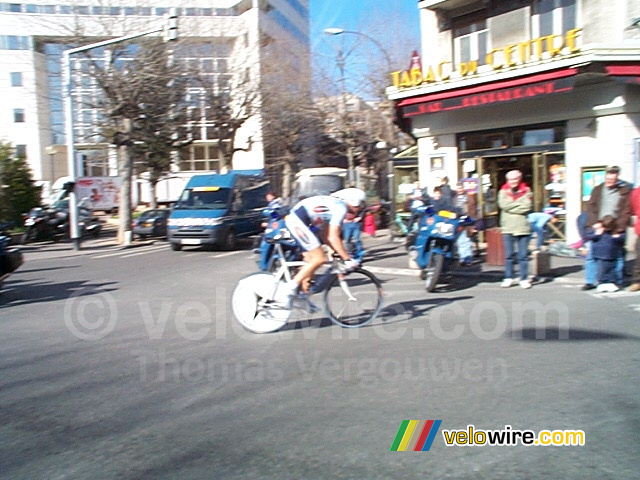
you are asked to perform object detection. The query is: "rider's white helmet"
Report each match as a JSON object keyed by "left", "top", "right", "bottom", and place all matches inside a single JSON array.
[{"left": 331, "top": 188, "right": 367, "bottom": 208}]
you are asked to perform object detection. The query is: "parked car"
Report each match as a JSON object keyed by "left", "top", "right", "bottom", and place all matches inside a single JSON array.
[
  {"left": 132, "top": 209, "right": 171, "bottom": 239},
  {"left": 1, "top": 224, "right": 23, "bottom": 290}
]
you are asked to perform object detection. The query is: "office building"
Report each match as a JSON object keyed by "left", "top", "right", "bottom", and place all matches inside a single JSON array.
[{"left": 0, "top": 0, "right": 309, "bottom": 201}]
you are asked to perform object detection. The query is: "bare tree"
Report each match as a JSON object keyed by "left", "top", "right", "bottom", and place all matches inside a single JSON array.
[
  {"left": 86, "top": 40, "right": 189, "bottom": 242},
  {"left": 260, "top": 45, "right": 318, "bottom": 197}
]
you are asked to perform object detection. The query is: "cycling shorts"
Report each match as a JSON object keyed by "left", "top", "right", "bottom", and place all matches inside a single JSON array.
[{"left": 285, "top": 207, "right": 322, "bottom": 251}]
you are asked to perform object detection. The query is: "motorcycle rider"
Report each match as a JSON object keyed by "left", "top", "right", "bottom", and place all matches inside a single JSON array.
[
  {"left": 257, "top": 192, "right": 284, "bottom": 271},
  {"left": 281, "top": 188, "right": 366, "bottom": 305}
]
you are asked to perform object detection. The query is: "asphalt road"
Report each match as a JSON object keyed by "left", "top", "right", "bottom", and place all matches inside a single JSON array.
[{"left": 1, "top": 234, "right": 639, "bottom": 479}]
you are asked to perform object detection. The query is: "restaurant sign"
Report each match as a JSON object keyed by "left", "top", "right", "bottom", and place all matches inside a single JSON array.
[{"left": 401, "top": 75, "right": 575, "bottom": 116}]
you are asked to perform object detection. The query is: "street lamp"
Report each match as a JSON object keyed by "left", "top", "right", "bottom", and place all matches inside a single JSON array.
[
  {"left": 323, "top": 27, "right": 394, "bottom": 188},
  {"left": 322, "top": 28, "right": 392, "bottom": 72},
  {"left": 63, "top": 9, "right": 178, "bottom": 249}
]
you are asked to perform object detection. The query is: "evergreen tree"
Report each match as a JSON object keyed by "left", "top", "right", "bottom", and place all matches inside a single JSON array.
[{"left": 0, "top": 142, "right": 42, "bottom": 226}]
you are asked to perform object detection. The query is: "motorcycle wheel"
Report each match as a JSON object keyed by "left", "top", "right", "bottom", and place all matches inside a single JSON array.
[
  {"left": 20, "top": 230, "right": 32, "bottom": 245},
  {"left": 424, "top": 253, "right": 444, "bottom": 292}
]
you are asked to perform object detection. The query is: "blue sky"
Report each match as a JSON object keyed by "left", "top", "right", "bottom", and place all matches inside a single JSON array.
[
  {"left": 309, "top": 1, "right": 420, "bottom": 51},
  {"left": 309, "top": 1, "right": 421, "bottom": 97}
]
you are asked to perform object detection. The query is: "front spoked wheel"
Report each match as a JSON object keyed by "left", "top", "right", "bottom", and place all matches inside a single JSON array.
[
  {"left": 323, "top": 268, "right": 383, "bottom": 328},
  {"left": 232, "top": 273, "right": 291, "bottom": 333}
]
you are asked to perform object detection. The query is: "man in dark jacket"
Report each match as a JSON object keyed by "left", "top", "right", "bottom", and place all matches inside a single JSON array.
[{"left": 582, "top": 166, "right": 632, "bottom": 290}]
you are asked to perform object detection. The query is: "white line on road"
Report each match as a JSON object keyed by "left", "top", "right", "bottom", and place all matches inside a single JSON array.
[
  {"left": 210, "top": 251, "right": 243, "bottom": 258},
  {"left": 90, "top": 244, "right": 168, "bottom": 259}
]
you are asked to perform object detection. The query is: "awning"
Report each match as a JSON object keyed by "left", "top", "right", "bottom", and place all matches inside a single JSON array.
[
  {"left": 397, "top": 68, "right": 578, "bottom": 117},
  {"left": 606, "top": 65, "right": 640, "bottom": 85}
]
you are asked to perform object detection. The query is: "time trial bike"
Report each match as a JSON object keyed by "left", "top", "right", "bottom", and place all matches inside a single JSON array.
[{"left": 232, "top": 230, "right": 384, "bottom": 333}]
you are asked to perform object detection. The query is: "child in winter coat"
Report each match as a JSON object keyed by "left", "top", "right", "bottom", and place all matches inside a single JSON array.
[{"left": 589, "top": 215, "right": 626, "bottom": 292}]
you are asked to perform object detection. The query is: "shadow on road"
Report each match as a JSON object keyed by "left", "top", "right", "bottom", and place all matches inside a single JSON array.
[
  {"left": 508, "top": 327, "right": 640, "bottom": 341},
  {"left": 379, "top": 296, "right": 474, "bottom": 324},
  {"left": 0, "top": 278, "right": 118, "bottom": 308}
]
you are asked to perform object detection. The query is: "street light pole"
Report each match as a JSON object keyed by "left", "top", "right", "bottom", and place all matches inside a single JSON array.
[
  {"left": 62, "top": 9, "right": 178, "bottom": 250},
  {"left": 323, "top": 28, "right": 392, "bottom": 72},
  {"left": 323, "top": 27, "right": 394, "bottom": 190}
]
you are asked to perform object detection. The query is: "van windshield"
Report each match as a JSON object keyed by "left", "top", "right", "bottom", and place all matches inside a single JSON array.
[
  {"left": 175, "top": 187, "right": 231, "bottom": 210},
  {"left": 292, "top": 175, "right": 344, "bottom": 202}
]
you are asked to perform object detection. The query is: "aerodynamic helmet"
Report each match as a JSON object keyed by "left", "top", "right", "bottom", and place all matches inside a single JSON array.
[{"left": 331, "top": 188, "right": 367, "bottom": 208}]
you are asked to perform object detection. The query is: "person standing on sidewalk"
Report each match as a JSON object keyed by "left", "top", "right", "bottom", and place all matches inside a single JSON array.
[
  {"left": 589, "top": 215, "right": 626, "bottom": 293},
  {"left": 629, "top": 185, "right": 640, "bottom": 292},
  {"left": 498, "top": 170, "right": 533, "bottom": 289},
  {"left": 582, "top": 166, "right": 632, "bottom": 291}
]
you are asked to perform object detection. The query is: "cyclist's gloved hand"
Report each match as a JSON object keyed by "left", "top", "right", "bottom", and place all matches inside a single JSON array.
[{"left": 344, "top": 258, "right": 360, "bottom": 271}]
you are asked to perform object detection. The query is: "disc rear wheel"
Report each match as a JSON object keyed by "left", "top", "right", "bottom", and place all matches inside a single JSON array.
[{"left": 232, "top": 273, "right": 291, "bottom": 333}]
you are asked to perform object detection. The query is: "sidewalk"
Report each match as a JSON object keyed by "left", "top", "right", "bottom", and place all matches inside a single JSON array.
[{"left": 360, "top": 229, "right": 595, "bottom": 286}]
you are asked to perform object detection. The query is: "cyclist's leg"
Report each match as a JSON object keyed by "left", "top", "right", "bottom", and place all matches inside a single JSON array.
[{"left": 283, "top": 213, "right": 324, "bottom": 298}]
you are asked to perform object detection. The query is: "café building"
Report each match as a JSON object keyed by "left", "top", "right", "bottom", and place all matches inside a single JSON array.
[{"left": 388, "top": 0, "right": 640, "bottom": 242}]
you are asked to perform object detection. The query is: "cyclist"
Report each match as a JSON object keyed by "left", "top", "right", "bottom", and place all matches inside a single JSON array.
[{"left": 282, "top": 188, "right": 366, "bottom": 304}]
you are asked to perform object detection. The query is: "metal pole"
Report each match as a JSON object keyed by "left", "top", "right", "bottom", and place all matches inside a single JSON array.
[
  {"left": 337, "top": 48, "right": 355, "bottom": 185},
  {"left": 63, "top": 51, "right": 81, "bottom": 250}
]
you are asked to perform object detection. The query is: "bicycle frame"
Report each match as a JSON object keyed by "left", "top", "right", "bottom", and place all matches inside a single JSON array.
[{"left": 264, "top": 239, "right": 342, "bottom": 306}]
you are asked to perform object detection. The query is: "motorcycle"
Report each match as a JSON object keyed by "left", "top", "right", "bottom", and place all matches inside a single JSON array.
[
  {"left": 408, "top": 206, "right": 476, "bottom": 291},
  {"left": 21, "top": 203, "right": 101, "bottom": 244},
  {"left": 254, "top": 206, "right": 302, "bottom": 272},
  {"left": 21, "top": 207, "right": 68, "bottom": 244},
  {"left": 0, "top": 222, "right": 24, "bottom": 290}
]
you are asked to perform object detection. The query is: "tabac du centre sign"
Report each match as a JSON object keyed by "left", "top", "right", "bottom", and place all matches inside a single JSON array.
[{"left": 391, "top": 28, "right": 582, "bottom": 90}]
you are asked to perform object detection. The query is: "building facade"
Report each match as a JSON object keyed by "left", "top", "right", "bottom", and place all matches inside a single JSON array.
[
  {"left": 0, "top": 0, "right": 309, "bottom": 201},
  {"left": 388, "top": 0, "right": 640, "bottom": 242}
]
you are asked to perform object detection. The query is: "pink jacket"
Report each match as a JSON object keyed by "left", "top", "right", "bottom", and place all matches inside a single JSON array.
[{"left": 632, "top": 186, "right": 640, "bottom": 236}]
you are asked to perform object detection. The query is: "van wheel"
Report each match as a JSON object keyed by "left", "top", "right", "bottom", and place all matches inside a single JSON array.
[
  {"left": 221, "top": 230, "right": 236, "bottom": 250},
  {"left": 170, "top": 242, "right": 182, "bottom": 251}
]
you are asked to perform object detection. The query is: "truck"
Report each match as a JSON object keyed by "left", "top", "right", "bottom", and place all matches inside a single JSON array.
[
  {"left": 49, "top": 176, "right": 122, "bottom": 213},
  {"left": 291, "top": 167, "right": 380, "bottom": 204},
  {"left": 167, "top": 170, "right": 270, "bottom": 251}
]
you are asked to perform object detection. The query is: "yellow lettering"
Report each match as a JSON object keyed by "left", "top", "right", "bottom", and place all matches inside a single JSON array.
[
  {"left": 398, "top": 71, "right": 412, "bottom": 88},
  {"left": 531, "top": 36, "right": 545, "bottom": 59},
  {"left": 390, "top": 71, "right": 401, "bottom": 88},
  {"left": 547, "top": 34, "right": 563, "bottom": 57},
  {"left": 437, "top": 61, "right": 451, "bottom": 81},
  {"left": 442, "top": 430, "right": 456, "bottom": 445},
  {"left": 423, "top": 65, "right": 436, "bottom": 83},
  {"left": 566, "top": 28, "right": 581, "bottom": 53},
  {"left": 410, "top": 67, "right": 423, "bottom": 86},
  {"left": 504, "top": 44, "right": 516, "bottom": 67},
  {"left": 518, "top": 40, "right": 531, "bottom": 63},
  {"left": 486, "top": 49, "right": 503, "bottom": 69},
  {"left": 466, "top": 60, "right": 478, "bottom": 76},
  {"left": 456, "top": 432, "right": 468, "bottom": 444}
]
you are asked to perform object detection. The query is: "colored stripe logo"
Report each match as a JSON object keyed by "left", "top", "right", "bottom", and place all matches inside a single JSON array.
[{"left": 390, "top": 420, "right": 442, "bottom": 451}]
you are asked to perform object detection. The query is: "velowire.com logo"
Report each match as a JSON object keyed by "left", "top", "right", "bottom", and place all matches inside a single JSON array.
[{"left": 390, "top": 420, "right": 442, "bottom": 452}]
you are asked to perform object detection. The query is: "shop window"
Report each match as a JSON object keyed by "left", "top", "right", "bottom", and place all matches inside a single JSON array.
[
  {"left": 532, "top": 0, "right": 577, "bottom": 37},
  {"left": 453, "top": 19, "right": 488, "bottom": 65},
  {"left": 458, "top": 132, "right": 507, "bottom": 151},
  {"left": 512, "top": 125, "right": 565, "bottom": 146}
]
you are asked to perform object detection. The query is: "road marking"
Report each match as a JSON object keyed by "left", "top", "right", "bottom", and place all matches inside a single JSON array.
[
  {"left": 121, "top": 245, "right": 172, "bottom": 258},
  {"left": 90, "top": 244, "right": 168, "bottom": 259},
  {"left": 365, "top": 266, "right": 421, "bottom": 277},
  {"left": 210, "top": 251, "right": 243, "bottom": 258}
]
